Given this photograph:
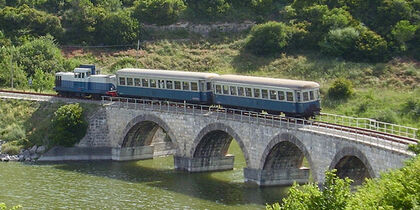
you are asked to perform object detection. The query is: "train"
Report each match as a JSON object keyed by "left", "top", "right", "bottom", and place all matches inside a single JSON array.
[{"left": 54, "top": 65, "right": 321, "bottom": 118}]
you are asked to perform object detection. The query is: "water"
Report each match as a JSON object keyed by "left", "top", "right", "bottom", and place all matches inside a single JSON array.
[{"left": 0, "top": 142, "right": 289, "bottom": 209}]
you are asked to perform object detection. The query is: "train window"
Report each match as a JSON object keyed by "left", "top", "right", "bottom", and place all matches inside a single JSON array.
[
  {"left": 261, "top": 89, "right": 268, "bottom": 99},
  {"left": 223, "top": 85, "right": 229, "bottom": 95},
  {"left": 316, "top": 90, "right": 320, "bottom": 99},
  {"left": 166, "top": 80, "right": 173, "bottom": 89},
  {"left": 309, "top": 91, "right": 314, "bottom": 100},
  {"left": 142, "top": 78, "right": 149, "bottom": 87},
  {"left": 81, "top": 73, "right": 85, "bottom": 78},
  {"left": 296, "top": 92, "right": 301, "bottom": 102},
  {"left": 245, "top": 88, "right": 252, "bottom": 97},
  {"left": 278, "top": 91, "right": 285, "bottom": 101},
  {"left": 207, "top": 82, "right": 212, "bottom": 91},
  {"left": 158, "top": 80, "right": 165, "bottom": 88},
  {"left": 119, "top": 77, "right": 126, "bottom": 85},
  {"left": 191, "top": 82, "right": 198, "bottom": 91},
  {"left": 74, "top": 74, "right": 77, "bottom": 78},
  {"left": 238, "top": 87, "right": 244, "bottom": 96},
  {"left": 270, "top": 90, "right": 277, "bottom": 100},
  {"left": 286, "top": 92, "right": 294, "bottom": 102},
  {"left": 254, "top": 88, "right": 261, "bottom": 98},
  {"left": 134, "top": 78, "right": 141, "bottom": 86},
  {"left": 127, "top": 78, "right": 133, "bottom": 86},
  {"left": 183, "top": 81, "right": 190, "bottom": 90},
  {"left": 174, "top": 81, "right": 181, "bottom": 89},
  {"left": 150, "top": 79, "right": 157, "bottom": 88},
  {"left": 215, "top": 85, "right": 222, "bottom": 94},
  {"left": 303, "top": 92, "right": 309, "bottom": 101},
  {"left": 78, "top": 73, "right": 81, "bottom": 78},
  {"left": 229, "top": 86, "right": 237, "bottom": 96}
]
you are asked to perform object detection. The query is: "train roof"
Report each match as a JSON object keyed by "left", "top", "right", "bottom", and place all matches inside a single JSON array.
[
  {"left": 117, "top": 68, "right": 219, "bottom": 80},
  {"left": 214, "top": 75, "right": 320, "bottom": 89}
]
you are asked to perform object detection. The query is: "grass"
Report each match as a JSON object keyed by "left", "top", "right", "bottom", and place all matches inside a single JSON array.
[{"left": 0, "top": 99, "right": 99, "bottom": 153}]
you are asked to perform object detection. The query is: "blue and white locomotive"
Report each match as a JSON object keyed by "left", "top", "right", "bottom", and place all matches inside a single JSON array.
[{"left": 55, "top": 66, "right": 321, "bottom": 117}]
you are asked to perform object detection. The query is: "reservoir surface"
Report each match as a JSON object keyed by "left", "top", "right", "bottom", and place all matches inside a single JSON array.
[{"left": 0, "top": 141, "right": 288, "bottom": 209}]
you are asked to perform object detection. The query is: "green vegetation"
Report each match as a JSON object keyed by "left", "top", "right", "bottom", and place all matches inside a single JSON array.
[
  {"left": 50, "top": 103, "right": 88, "bottom": 147},
  {"left": 267, "top": 155, "right": 420, "bottom": 209},
  {"left": 0, "top": 99, "right": 97, "bottom": 153},
  {"left": 327, "top": 78, "right": 354, "bottom": 100},
  {"left": 0, "top": 203, "right": 21, "bottom": 210}
]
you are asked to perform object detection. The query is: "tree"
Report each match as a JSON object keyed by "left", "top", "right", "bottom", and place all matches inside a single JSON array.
[
  {"left": 391, "top": 20, "right": 417, "bottom": 52},
  {"left": 244, "top": 21, "right": 291, "bottom": 56},
  {"left": 16, "top": 35, "right": 65, "bottom": 77},
  {"left": 355, "top": 28, "right": 388, "bottom": 62},
  {"left": 184, "top": 0, "right": 230, "bottom": 20},
  {"left": 96, "top": 10, "right": 139, "bottom": 45},
  {"left": 327, "top": 78, "right": 354, "bottom": 100},
  {"left": 32, "top": 68, "right": 54, "bottom": 92},
  {"left": 133, "top": 0, "right": 186, "bottom": 25},
  {"left": 319, "top": 27, "right": 359, "bottom": 58},
  {"left": 0, "top": 46, "right": 28, "bottom": 89},
  {"left": 267, "top": 170, "right": 353, "bottom": 210},
  {"left": 50, "top": 103, "right": 88, "bottom": 147}
]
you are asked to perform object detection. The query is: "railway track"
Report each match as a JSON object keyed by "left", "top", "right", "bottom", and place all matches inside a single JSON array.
[{"left": 1, "top": 90, "right": 418, "bottom": 148}]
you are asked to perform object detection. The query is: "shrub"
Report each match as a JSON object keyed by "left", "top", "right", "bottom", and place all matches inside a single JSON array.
[
  {"left": 49, "top": 103, "right": 88, "bottom": 147},
  {"left": 319, "top": 27, "right": 359, "bottom": 58},
  {"left": 96, "top": 10, "right": 139, "bottom": 45},
  {"left": 1, "top": 141, "right": 22, "bottom": 155},
  {"left": 244, "top": 21, "right": 291, "bottom": 56},
  {"left": 133, "top": 0, "right": 186, "bottom": 25},
  {"left": 327, "top": 78, "right": 353, "bottom": 100},
  {"left": 355, "top": 28, "right": 388, "bottom": 62},
  {"left": 184, "top": 0, "right": 230, "bottom": 19}
]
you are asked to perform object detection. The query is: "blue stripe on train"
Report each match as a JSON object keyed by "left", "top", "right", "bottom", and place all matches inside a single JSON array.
[
  {"left": 117, "top": 85, "right": 212, "bottom": 103},
  {"left": 214, "top": 94, "right": 320, "bottom": 114},
  {"left": 55, "top": 80, "right": 114, "bottom": 95}
]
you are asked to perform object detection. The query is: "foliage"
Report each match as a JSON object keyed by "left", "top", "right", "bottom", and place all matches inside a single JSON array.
[
  {"left": 267, "top": 169, "right": 352, "bottom": 210},
  {"left": 110, "top": 57, "right": 139, "bottom": 73},
  {"left": 327, "top": 78, "right": 354, "bottom": 100},
  {"left": 32, "top": 69, "right": 54, "bottom": 92},
  {"left": 133, "top": 0, "right": 186, "bottom": 25},
  {"left": 0, "top": 203, "right": 22, "bottom": 210},
  {"left": 184, "top": 0, "right": 231, "bottom": 19},
  {"left": 391, "top": 20, "right": 418, "bottom": 52},
  {"left": 347, "top": 156, "right": 420, "bottom": 209},
  {"left": 49, "top": 103, "right": 88, "bottom": 147},
  {"left": 16, "top": 35, "right": 65, "bottom": 76},
  {"left": 319, "top": 27, "right": 359, "bottom": 58},
  {"left": 0, "top": 141, "right": 23, "bottom": 155},
  {"left": 0, "top": 5, "right": 63, "bottom": 44},
  {"left": 0, "top": 47, "right": 28, "bottom": 89},
  {"left": 244, "top": 21, "right": 291, "bottom": 56},
  {"left": 96, "top": 10, "right": 139, "bottom": 45}
]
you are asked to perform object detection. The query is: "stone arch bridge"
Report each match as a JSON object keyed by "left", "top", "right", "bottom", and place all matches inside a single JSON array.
[{"left": 42, "top": 98, "right": 416, "bottom": 186}]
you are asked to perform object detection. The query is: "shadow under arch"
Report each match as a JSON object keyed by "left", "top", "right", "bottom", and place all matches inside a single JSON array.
[
  {"left": 260, "top": 132, "right": 316, "bottom": 182},
  {"left": 119, "top": 114, "right": 179, "bottom": 152},
  {"left": 189, "top": 122, "right": 251, "bottom": 168},
  {"left": 329, "top": 147, "right": 374, "bottom": 185}
]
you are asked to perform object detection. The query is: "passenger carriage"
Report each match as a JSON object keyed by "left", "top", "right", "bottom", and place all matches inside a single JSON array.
[
  {"left": 55, "top": 65, "right": 116, "bottom": 98},
  {"left": 212, "top": 75, "right": 321, "bottom": 117},
  {"left": 116, "top": 69, "right": 219, "bottom": 103}
]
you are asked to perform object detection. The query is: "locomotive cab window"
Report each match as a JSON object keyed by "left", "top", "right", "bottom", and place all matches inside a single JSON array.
[
  {"left": 191, "top": 82, "right": 198, "bottom": 91},
  {"left": 215, "top": 85, "right": 222, "bottom": 94},
  {"left": 127, "top": 78, "right": 133, "bottom": 86},
  {"left": 119, "top": 77, "right": 126, "bottom": 85},
  {"left": 286, "top": 92, "right": 294, "bottom": 102},
  {"left": 230, "top": 86, "right": 237, "bottom": 96}
]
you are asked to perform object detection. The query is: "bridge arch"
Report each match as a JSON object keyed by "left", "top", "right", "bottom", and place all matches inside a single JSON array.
[
  {"left": 189, "top": 123, "right": 251, "bottom": 168},
  {"left": 119, "top": 114, "right": 178, "bottom": 151},
  {"left": 329, "top": 147, "right": 374, "bottom": 185},
  {"left": 260, "top": 133, "right": 316, "bottom": 181}
]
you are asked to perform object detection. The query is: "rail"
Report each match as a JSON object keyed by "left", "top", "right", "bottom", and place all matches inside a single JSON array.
[
  {"left": 101, "top": 96, "right": 417, "bottom": 154},
  {"left": 318, "top": 113, "right": 418, "bottom": 140}
]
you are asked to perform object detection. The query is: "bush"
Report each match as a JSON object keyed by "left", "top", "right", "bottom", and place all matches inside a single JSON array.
[
  {"left": 355, "top": 28, "right": 388, "bottom": 62},
  {"left": 133, "top": 0, "right": 186, "bottom": 25},
  {"left": 319, "top": 27, "right": 359, "bottom": 58},
  {"left": 96, "top": 10, "right": 139, "bottom": 45},
  {"left": 49, "top": 103, "right": 87, "bottom": 147},
  {"left": 1, "top": 141, "right": 23, "bottom": 155},
  {"left": 184, "top": 0, "right": 230, "bottom": 19},
  {"left": 327, "top": 78, "right": 353, "bottom": 100},
  {"left": 245, "top": 21, "right": 291, "bottom": 56}
]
